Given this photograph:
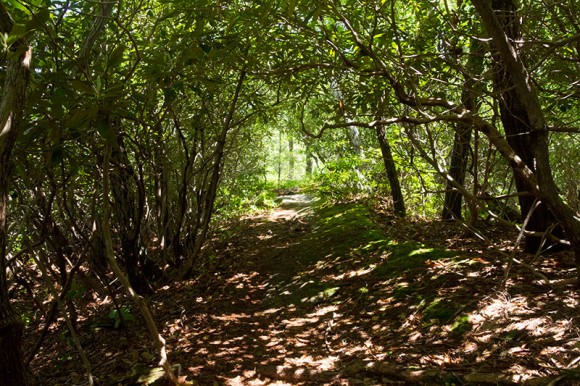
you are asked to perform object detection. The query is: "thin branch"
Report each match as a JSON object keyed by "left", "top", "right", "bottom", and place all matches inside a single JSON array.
[
  {"left": 547, "top": 126, "right": 580, "bottom": 133},
  {"left": 301, "top": 112, "right": 471, "bottom": 139}
]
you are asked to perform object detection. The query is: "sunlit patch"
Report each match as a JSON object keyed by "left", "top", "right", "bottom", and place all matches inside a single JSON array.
[
  {"left": 462, "top": 341, "right": 478, "bottom": 353},
  {"left": 476, "top": 293, "right": 532, "bottom": 319},
  {"left": 258, "top": 307, "right": 281, "bottom": 315},
  {"left": 508, "top": 317, "right": 545, "bottom": 336},
  {"left": 283, "top": 354, "right": 340, "bottom": 371},
  {"left": 409, "top": 248, "right": 434, "bottom": 256},
  {"left": 212, "top": 312, "right": 251, "bottom": 322},
  {"left": 313, "top": 305, "right": 339, "bottom": 316},
  {"left": 225, "top": 272, "right": 260, "bottom": 285},
  {"left": 505, "top": 365, "right": 542, "bottom": 382},
  {"left": 334, "top": 266, "right": 375, "bottom": 280}
]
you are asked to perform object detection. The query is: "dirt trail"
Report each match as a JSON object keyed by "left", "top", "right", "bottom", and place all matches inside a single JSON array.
[
  {"left": 30, "top": 195, "right": 580, "bottom": 385},
  {"left": 165, "top": 197, "right": 579, "bottom": 386},
  {"left": 175, "top": 195, "right": 345, "bottom": 385}
]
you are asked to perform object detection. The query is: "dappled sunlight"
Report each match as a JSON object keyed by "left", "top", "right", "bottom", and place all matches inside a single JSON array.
[{"left": 27, "top": 199, "right": 580, "bottom": 385}]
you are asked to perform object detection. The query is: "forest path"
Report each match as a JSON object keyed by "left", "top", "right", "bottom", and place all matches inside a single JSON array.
[
  {"left": 35, "top": 193, "right": 579, "bottom": 385},
  {"left": 164, "top": 194, "right": 407, "bottom": 385},
  {"left": 160, "top": 195, "right": 579, "bottom": 386},
  {"left": 174, "top": 194, "right": 352, "bottom": 385}
]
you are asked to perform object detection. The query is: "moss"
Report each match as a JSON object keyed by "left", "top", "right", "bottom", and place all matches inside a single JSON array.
[
  {"left": 305, "top": 200, "right": 456, "bottom": 278},
  {"left": 298, "top": 202, "right": 390, "bottom": 264},
  {"left": 422, "top": 298, "right": 458, "bottom": 322},
  {"left": 451, "top": 315, "right": 472, "bottom": 336},
  {"left": 372, "top": 243, "right": 456, "bottom": 278}
]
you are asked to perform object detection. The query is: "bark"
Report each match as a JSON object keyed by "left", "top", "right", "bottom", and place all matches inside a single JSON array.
[
  {"left": 288, "top": 138, "right": 295, "bottom": 180},
  {"left": 473, "top": 0, "right": 580, "bottom": 279},
  {"left": 101, "top": 145, "right": 179, "bottom": 385},
  {"left": 484, "top": 0, "right": 563, "bottom": 252},
  {"left": 441, "top": 39, "right": 481, "bottom": 221},
  {"left": 305, "top": 151, "right": 313, "bottom": 176},
  {"left": 171, "top": 114, "right": 199, "bottom": 263},
  {"left": 347, "top": 125, "right": 363, "bottom": 156},
  {"left": 79, "top": 0, "right": 153, "bottom": 293},
  {"left": 0, "top": 4, "right": 33, "bottom": 385},
  {"left": 376, "top": 125, "right": 406, "bottom": 217},
  {"left": 441, "top": 112, "right": 472, "bottom": 221},
  {"left": 78, "top": 0, "right": 116, "bottom": 72},
  {"left": 375, "top": 92, "right": 405, "bottom": 217}
]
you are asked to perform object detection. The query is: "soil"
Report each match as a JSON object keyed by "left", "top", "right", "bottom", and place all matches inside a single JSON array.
[{"left": 21, "top": 194, "right": 580, "bottom": 385}]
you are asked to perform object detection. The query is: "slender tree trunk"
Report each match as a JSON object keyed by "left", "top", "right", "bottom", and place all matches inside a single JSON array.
[
  {"left": 277, "top": 130, "right": 282, "bottom": 186},
  {"left": 441, "top": 123, "right": 471, "bottom": 221},
  {"left": 347, "top": 125, "right": 363, "bottom": 156},
  {"left": 375, "top": 92, "right": 405, "bottom": 217},
  {"left": 101, "top": 144, "right": 179, "bottom": 385},
  {"left": 376, "top": 126, "right": 406, "bottom": 217},
  {"left": 305, "top": 151, "right": 313, "bottom": 176},
  {"left": 442, "top": 90, "right": 474, "bottom": 221},
  {"left": 288, "top": 138, "right": 295, "bottom": 180},
  {"left": 109, "top": 127, "right": 152, "bottom": 294},
  {"left": 442, "top": 37, "right": 483, "bottom": 221},
  {"left": 0, "top": 5, "right": 33, "bottom": 384}
]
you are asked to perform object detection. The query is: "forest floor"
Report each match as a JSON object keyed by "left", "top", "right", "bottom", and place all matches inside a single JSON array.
[{"left": 25, "top": 192, "right": 580, "bottom": 385}]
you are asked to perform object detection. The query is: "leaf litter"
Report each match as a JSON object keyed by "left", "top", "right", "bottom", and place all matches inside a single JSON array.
[{"left": 21, "top": 195, "right": 580, "bottom": 385}]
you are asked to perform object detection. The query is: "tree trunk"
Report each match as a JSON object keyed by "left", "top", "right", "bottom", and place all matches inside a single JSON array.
[
  {"left": 442, "top": 39, "right": 481, "bottom": 221},
  {"left": 487, "top": 0, "right": 563, "bottom": 252},
  {"left": 347, "top": 125, "right": 363, "bottom": 156},
  {"left": 277, "top": 130, "right": 282, "bottom": 186},
  {"left": 473, "top": 0, "right": 580, "bottom": 282},
  {"left": 441, "top": 123, "right": 471, "bottom": 221},
  {"left": 305, "top": 151, "right": 313, "bottom": 176},
  {"left": 376, "top": 126, "right": 406, "bottom": 217},
  {"left": 0, "top": 5, "right": 33, "bottom": 384},
  {"left": 288, "top": 138, "right": 295, "bottom": 180}
]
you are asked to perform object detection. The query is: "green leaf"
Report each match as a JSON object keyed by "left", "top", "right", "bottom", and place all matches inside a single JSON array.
[
  {"left": 108, "top": 44, "right": 125, "bottom": 68},
  {"left": 96, "top": 117, "right": 116, "bottom": 143},
  {"left": 6, "top": 0, "right": 30, "bottom": 14},
  {"left": 70, "top": 80, "right": 94, "bottom": 95},
  {"left": 65, "top": 105, "right": 98, "bottom": 129}
]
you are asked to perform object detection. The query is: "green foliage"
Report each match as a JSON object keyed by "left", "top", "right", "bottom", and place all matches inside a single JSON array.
[
  {"left": 19, "top": 311, "right": 31, "bottom": 327},
  {"left": 3, "top": 0, "right": 580, "bottom": 378},
  {"left": 451, "top": 315, "right": 471, "bottom": 336},
  {"left": 108, "top": 307, "right": 134, "bottom": 329},
  {"left": 422, "top": 298, "right": 457, "bottom": 323},
  {"left": 314, "top": 155, "right": 375, "bottom": 199},
  {"left": 372, "top": 243, "right": 456, "bottom": 278},
  {"left": 215, "top": 180, "right": 278, "bottom": 218},
  {"left": 65, "top": 278, "right": 85, "bottom": 301}
]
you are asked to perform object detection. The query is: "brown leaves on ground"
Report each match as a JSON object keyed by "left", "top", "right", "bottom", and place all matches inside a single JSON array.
[{"left": 21, "top": 199, "right": 580, "bottom": 385}]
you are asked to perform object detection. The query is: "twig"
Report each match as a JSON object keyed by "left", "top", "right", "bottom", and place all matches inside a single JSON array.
[
  {"left": 502, "top": 199, "right": 548, "bottom": 287},
  {"left": 324, "top": 312, "right": 336, "bottom": 353}
]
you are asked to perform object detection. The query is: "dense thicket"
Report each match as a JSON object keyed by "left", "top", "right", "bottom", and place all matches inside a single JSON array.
[{"left": 1, "top": 0, "right": 579, "bottom": 384}]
